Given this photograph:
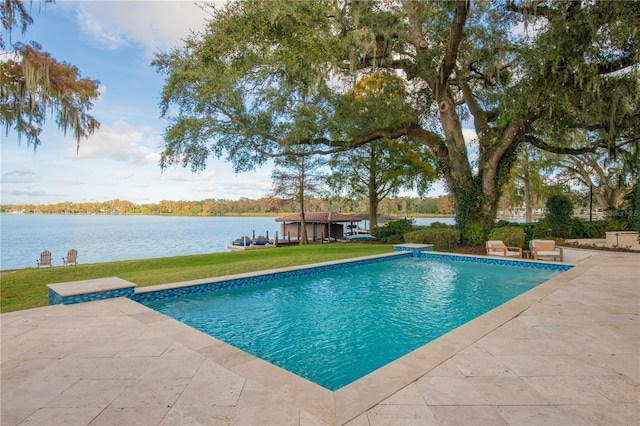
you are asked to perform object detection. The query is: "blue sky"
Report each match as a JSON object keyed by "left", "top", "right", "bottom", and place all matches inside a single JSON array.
[
  {"left": 1, "top": 1, "right": 448, "bottom": 206},
  {"left": 1, "top": 0, "right": 280, "bottom": 205}
]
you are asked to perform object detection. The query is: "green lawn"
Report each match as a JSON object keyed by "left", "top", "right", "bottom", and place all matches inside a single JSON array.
[{"left": 0, "top": 243, "right": 393, "bottom": 313}]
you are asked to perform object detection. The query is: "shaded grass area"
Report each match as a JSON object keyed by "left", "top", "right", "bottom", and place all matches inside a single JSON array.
[{"left": 1, "top": 244, "right": 393, "bottom": 313}]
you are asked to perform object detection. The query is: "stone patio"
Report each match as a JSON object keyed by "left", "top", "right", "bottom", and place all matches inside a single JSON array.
[{"left": 1, "top": 250, "right": 638, "bottom": 425}]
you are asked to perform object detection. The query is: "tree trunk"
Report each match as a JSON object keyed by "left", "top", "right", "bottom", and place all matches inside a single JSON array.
[
  {"left": 369, "top": 195, "right": 379, "bottom": 230},
  {"left": 299, "top": 211, "right": 309, "bottom": 245},
  {"left": 435, "top": 90, "right": 499, "bottom": 239},
  {"left": 368, "top": 164, "right": 379, "bottom": 229},
  {"left": 523, "top": 158, "right": 534, "bottom": 223},
  {"left": 594, "top": 189, "right": 619, "bottom": 211},
  {"left": 298, "top": 200, "right": 309, "bottom": 245}
]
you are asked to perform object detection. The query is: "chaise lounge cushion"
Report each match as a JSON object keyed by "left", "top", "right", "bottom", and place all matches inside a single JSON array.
[
  {"left": 534, "top": 241, "right": 556, "bottom": 251},
  {"left": 486, "top": 240, "right": 522, "bottom": 258}
]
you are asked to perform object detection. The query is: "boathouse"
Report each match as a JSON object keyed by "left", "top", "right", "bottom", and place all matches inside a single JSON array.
[{"left": 275, "top": 212, "right": 362, "bottom": 241}]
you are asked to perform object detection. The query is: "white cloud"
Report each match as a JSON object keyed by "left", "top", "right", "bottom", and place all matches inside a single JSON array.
[
  {"left": 1, "top": 170, "right": 40, "bottom": 183},
  {"left": 54, "top": 177, "right": 84, "bottom": 185},
  {"left": 218, "top": 172, "right": 274, "bottom": 198},
  {"left": 74, "top": 121, "right": 161, "bottom": 165},
  {"left": 75, "top": 6, "right": 129, "bottom": 50},
  {"left": 462, "top": 128, "right": 479, "bottom": 147},
  {"left": 165, "top": 171, "right": 217, "bottom": 182},
  {"left": 10, "top": 189, "right": 47, "bottom": 197},
  {"left": 96, "top": 84, "right": 107, "bottom": 102},
  {"left": 73, "top": 1, "right": 213, "bottom": 56}
]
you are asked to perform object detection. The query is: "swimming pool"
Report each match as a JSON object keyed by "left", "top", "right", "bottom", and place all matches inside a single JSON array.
[{"left": 139, "top": 254, "right": 569, "bottom": 390}]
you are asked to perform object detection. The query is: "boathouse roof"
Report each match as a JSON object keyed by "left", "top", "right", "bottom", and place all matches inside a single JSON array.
[{"left": 274, "top": 212, "right": 362, "bottom": 223}]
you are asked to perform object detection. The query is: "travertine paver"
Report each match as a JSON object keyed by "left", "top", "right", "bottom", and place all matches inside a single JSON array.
[{"left": 1, "top": 250, "right": 638, "bottom": 425}]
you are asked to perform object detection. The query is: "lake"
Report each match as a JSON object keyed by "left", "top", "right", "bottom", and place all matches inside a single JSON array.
[{"left": 0, "top": 214, "right": 455, "bottom": 270}]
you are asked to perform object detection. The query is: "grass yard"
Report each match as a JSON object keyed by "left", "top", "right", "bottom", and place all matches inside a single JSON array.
[{"left": 0, "top": 243, "right": 393, "bottom": 313}]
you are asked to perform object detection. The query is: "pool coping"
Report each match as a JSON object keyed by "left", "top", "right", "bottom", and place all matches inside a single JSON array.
[{"left": 121, "top": 250, "right": 577, "bottom": 425}]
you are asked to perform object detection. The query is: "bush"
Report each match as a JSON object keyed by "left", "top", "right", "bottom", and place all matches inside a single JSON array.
[
  {"left": 623, "top": 182, "right": 640, "bottom": 232},
  {"left": 584, "top": 220, "right": 607, "bottom": 238},
  {"left": 494, "top": 220, "right": 515, "bottom": 228},
  {"left": 487, "top": 226, "right": 525, "bottom": 248},
  {"left": 404, "top": 228, "right": 461, "bottom": 251},
  {"left": 569, "top": 217, "right": 587, "bottom": 239},
  {"left": 427, "top": 221, "right": 452, "bottom": 229},
  {"left": 520, "top": 221, "right": 554, "bottom": 247},
  {"left": 545, "top": 194, "right": 573, "bottom": 238},
  {"left": 569, "top": 218, "right": 631, "bottom": 239},
  {"left": 371, "top": 218, "right": 415, "bottom": 243},
  {"left": 463, "top": 223, "right": 485, "bottom": 246}
]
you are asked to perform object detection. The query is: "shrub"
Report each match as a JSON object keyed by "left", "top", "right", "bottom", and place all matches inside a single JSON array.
[
  {"left": 520, "top": 220, "right": 553, "bottom": 247},
  {"left": 371, "top": 218, "right": 415, "bottom": 243},
  {"left": 487, "top": 226, "right": 525, "bottom": 248},
  {"left": 404, "top": 228, "right": 460, "bottom": 251},
  {"left": 463, "top": 223, "right": 485, "bottom": 246},
  {"left": 623, "top": 182, "right": 640, "bottom": 232},
  {"left": 494, "top": 220, "right": 514, "bottom": 228},
  {"left": 569, "top": 217, "right": 587, "bottom": 239},
  {"left": 605, "top": 218, "right": 630, "bottom": 232},
  {"left": 584, "top": 220, "right": 607, "bottom": 238},
  {"left": 574, "top": 218, "right": 628, "bottom": 239},
  {"left": 545, "top": 194, "right": 573, "bottom": 238},
  {"left": 427, "top": 221, "right": 451, "bottom": 229}
]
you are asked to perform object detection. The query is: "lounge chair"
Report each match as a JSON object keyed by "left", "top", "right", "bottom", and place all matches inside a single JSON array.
[
  {"left": 486, "top": 240, "right": 522, "bottom": 258},
  {"left": 37, "top": 250, "right": 52, "bottom": 268},
  {"left": 63, "top": 249, "right": 79, "bottom": 266},
  {"left": 530, "top": 239, "right": 563, "bottom": 262}
]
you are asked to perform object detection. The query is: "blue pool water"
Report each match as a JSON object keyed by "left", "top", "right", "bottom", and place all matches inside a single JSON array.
[{"left": 141, "top": 256, "right": 566, "bottom": 390}]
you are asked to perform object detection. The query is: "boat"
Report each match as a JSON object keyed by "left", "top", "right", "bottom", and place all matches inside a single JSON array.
[
  {"left": 344, "top": 233, "right": 377, "bottom": 241},
  {"left": 252, "top": 235, "right": 269, "bottom": 245},
  {"left": 231, "top": 236, "right": 252, "bottom": 246}
]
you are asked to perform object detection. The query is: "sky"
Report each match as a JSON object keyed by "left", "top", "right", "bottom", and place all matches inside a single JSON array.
[{"left": 1, "top": 1, "right": 450, "bottom": 206}]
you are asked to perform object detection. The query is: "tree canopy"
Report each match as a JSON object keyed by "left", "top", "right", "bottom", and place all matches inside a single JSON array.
[
  {"left": 1, "top": 0, "right": 101, "bottom": 149},
  {"left": 154, "top": 0, "right": 639, "bottom": 238}
]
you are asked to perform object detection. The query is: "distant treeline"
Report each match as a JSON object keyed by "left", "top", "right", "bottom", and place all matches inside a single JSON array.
[{"left": 1, "top": 196, "right": 455, "bottom": 217}]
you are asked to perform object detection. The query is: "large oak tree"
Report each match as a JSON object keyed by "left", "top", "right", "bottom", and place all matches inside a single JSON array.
[{"left": 154, "top": 0, "right": 639, "bottom": 239}]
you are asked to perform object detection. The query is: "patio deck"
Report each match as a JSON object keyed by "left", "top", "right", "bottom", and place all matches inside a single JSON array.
[{"left": 1, "top": 250, "right": 638, "bottom": 425}]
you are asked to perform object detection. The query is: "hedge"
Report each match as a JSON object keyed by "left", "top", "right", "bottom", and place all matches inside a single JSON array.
[
  {"left": 404, "top": 228, "right": 461, "bottom": 251},
  {"left": 487, "top": 226, "right": 525, "bottom": 248}
]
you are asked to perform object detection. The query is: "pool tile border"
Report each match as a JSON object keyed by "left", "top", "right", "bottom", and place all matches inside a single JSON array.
[
  {"left": 132, "top": 251, "right": 412, "bottom": 303},
  {"left": 44, "top": 250, "right": 572, "bottom": 308},
  {"left": 47, "top": 277, "right": 137, "bottom": 306},
  {"left": 419, "top": 251, "right": 573, "bottom": 271},
  {"left": 133, "top": 249, "right": 570, "bottom": 305}
]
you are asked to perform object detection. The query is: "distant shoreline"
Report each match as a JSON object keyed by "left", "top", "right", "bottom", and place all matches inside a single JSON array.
[{"left": 0, "top": 211, "right": 455, "bottom": 219}]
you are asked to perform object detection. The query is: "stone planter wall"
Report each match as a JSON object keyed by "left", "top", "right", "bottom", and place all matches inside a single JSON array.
[{"left": 605, "top": 231, "right": 640, "bottom": 249}]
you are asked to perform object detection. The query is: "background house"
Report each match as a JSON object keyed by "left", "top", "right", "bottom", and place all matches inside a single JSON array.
[{"left": 275, "top": 212, "right": 362, "bottom": 241}]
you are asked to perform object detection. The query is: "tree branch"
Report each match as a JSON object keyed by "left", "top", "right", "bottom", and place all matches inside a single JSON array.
[
  {"left": 441, "top": 0, "right": 470, "bottom": 83},
  {"left": 526, "top": 135, "right": 636, "bottom": 155},
  {"left": 289, "top": 125, "right": 445, "bottom": 158},
  {"left": 596, "top": 54, "right": 638, "bottom": 75},
  {"left": 505, "top": 0, "right": 550, "bottom": 17},
  {"left": 401, "top": 0, "right": 426, "bottom": 51},
  {"left": 458, "top": 74, "right": 489, "bottom": 135}
]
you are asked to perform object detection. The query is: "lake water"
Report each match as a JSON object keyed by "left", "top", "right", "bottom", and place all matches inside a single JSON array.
[{"left": 0, "top": 214, "right": 455, "bottom": 270}]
